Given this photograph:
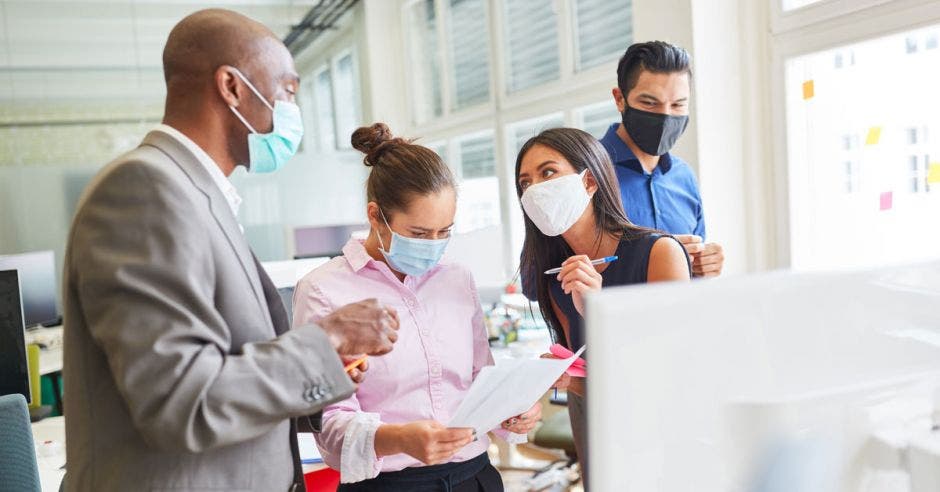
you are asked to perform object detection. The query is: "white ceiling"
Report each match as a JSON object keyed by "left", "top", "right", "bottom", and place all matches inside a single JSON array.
[{"left": 0, "top": 1, "right": 318, "bottom": 104}]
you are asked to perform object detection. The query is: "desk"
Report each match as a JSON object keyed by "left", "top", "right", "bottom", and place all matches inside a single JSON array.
[
  {"left": 25, "top": 325, "right": 64, "bottom": 376},
  {"left": 39, "top": 347, "right": 63, "bottom": 375},
  {"left": 31, "top": 416, "right": 66, "bottom": 492}
]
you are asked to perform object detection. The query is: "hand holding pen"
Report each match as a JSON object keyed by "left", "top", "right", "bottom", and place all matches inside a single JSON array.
[{"left": 551, "top": 255, "right": 615, "bottom": 316}]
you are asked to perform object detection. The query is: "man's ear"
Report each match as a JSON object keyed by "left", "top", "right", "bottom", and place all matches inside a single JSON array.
[
  {"left": 612, "top": 86, "right": 626, "bottom": 113},
  {"left": 216, "top": 66, "right": 242, "bottom": 108}
]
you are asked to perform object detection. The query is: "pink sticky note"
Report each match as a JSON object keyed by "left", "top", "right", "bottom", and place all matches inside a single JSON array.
[
  {"left": 879, "top": 191, "right": 893, "bottom": 211},
  {"left": 549, "top": 344, "right": 587, "bottom": 376}
]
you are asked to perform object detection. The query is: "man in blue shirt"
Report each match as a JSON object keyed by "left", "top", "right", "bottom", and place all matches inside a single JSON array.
[{"left": 600, "top": 41, "right": 724, "bottom": 277}]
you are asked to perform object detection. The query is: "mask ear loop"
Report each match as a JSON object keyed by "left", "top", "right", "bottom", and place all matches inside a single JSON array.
[
  {"left": 376, "top": 208, "right": 393, "bottom": 253},
  {"left": 227, "top": 67, "right": 275, "bottom": 134},
  {"left": 230, "top": 67, "right": 275, "bottom": 112}
]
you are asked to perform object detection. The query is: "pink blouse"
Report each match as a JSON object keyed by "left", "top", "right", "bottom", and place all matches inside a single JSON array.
[{"left": 292, "top": 238, "right": 524, "bottom": 483}]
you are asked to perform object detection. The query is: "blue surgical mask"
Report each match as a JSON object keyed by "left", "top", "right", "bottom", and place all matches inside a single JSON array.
[
  {"left": 228, "top": 68, "right": 304, "bottom": 174},
  {"left": 376, "top": 210, "right": 450, "bottom": 277}
]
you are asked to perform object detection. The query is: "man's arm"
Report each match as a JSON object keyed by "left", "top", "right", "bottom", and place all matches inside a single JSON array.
[{"left": 70, "top": 161, "right": 354, "bottom": 453}]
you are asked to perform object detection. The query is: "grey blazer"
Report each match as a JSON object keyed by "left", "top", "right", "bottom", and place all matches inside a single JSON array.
[{"left": 62, "top": 131, "right": 354, "bottom": 491}]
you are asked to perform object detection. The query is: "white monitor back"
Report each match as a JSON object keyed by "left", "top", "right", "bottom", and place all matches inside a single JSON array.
[{"left": 586, "top": 261, "right": 940, "bottom": 492}]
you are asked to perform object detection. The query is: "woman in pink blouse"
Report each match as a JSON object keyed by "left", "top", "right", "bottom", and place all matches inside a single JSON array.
[{"left": 292, "top": 123, "right": 541, "bottom": 491}]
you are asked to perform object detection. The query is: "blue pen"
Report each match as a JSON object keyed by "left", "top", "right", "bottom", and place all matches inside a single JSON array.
[{"left": 544, "top": 256, "right": 618, "bottom": 275}]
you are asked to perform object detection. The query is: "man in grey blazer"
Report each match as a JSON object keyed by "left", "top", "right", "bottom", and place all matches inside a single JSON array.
[{"left": 61, "top": 9, "right": 399, "bottom": 491}]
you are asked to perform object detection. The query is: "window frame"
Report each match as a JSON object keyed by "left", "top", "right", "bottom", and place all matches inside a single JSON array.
[
  {"left": 768, "top": 0, "right": 940, "bottom": 267},
  {"left": 330, "top": 47, "right": 364, "bottom": 150},
  {"left": 397, "top": 0, "right": 631, "bottom": 280}
]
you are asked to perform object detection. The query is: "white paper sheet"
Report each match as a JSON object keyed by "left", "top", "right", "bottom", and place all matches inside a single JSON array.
[
  {"left": 297, "top": 433, "right": 323, "bottom": 464},
  {"left": 448, "top": 347, "right": 585, "bottom": 436}
]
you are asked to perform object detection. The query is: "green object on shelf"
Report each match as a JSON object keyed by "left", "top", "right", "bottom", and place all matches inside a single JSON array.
[{"left": 40, "top": 374, "right": 62, "bottom": 417}]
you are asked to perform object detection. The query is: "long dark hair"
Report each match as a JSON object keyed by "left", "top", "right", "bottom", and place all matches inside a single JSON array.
[{"left": 515, "top": 128, "right": 650, "bottom": 347}]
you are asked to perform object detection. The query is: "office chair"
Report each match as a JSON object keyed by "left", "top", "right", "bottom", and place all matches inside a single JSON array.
[{"left": 0, "top": 393, "right": 42, "bottom": 492}]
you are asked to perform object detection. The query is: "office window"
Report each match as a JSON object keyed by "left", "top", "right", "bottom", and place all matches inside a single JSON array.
[
  {"left": 459, "top": 133, "right": 497, "bottom": 179},
  {"left": 313, "top": 66, "right": 336, "bottom": 152},
  {"left": 405, "top": 0, "right": 443, "bottom": 124},
  {"left": 906, "top": 37, "right": 919, "bottom": 54},
  {"left": 454, "top": 132, "right": 500, "bottom": 232},
  {"left": 925, "top": 157, "right": 934, "bottom": 193},
  {"left": 309, "top": 50, "right": 362, "bottom": 152},
  {"left": 843, "top": 161, "right": 860, "bottom": 194},
  {"left": 927, "top": 33, "right": 939, "bottom": 50},
  {"left": 833, "top": 50, "right": 855, "bottom": 69},
  {"left": 577, "top": 101, "right": 621, "bottom": 139},
  {"left": 447, "top": 0, "right": 490, "bottom": 109},
  {"left": 425, "top": 141, "right": 448, "bottom": 162},
  {"left": 908, "top": 156, "right": 921, "bottom": 193},
  {"left": 503, "top": 0, "right": 560, "bottom": 93},
  {"left": 509, "top": 114, "right": 566, "bottom": 157},
  {"left": 333, "top": 53, "right": 361, "bottom": 150},
  {"left": 572, "top": 0, "right": 632, "bottom": 71},
  {"left": 785, "top": 23, "right": 940, "bottom": 271}
]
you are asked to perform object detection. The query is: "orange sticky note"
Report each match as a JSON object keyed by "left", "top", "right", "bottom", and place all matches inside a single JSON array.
[
  {"left": 928, "top": 163, "right": 940, "bottom": 184},
  {"left": 865, "top": 127, "right": 882, "bottom": 146},
  {"left": 802, "top": 80, "right": 814, "bottom": 100}
]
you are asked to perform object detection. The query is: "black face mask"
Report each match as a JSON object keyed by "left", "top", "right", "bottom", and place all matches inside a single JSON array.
[{"left": 621, "top": 104, "right": 689, "bottom": 156}]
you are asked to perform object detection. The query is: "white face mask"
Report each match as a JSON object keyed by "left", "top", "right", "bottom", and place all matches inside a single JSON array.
[{"left": 520, "top": 170, "right": 591, "bottom": 237}]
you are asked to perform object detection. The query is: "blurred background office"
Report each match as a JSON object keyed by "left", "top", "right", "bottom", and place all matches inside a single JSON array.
[{"left": 2, "top": 0, "right": 940, "bottom": 491}]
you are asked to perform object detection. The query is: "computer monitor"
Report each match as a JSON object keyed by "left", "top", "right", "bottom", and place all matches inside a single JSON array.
[
  {"left": 586, "top": 261, "right": 940, "bottom": 491},
  {"left": 293, "top": 224, "right": 368, "bottom": 259},
  {"left": 261, "top": 258, "right": 332, "bottom": 327},
  {"left": 0, "top": 250, "right": 58, "bottom": 327},
  {"left": 0, "top": 270, "right": 31, "bottom": 403}
]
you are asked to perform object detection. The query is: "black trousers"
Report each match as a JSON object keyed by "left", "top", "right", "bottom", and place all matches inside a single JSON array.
[{"left": 337, "top": 453, "right": 503, "bottom": 492}]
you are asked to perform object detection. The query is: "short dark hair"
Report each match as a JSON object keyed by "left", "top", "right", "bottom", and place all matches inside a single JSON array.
[
  {"left": 616, "top": 41, "right": 692, "bottom": 96},
  {"left": 351, "top": 122, "right": 455, "bottom": 216}
]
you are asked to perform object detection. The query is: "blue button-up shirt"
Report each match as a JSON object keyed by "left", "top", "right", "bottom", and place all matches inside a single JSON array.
[{"left": 599, "top": 123, "right": 706, "bottom": 239}]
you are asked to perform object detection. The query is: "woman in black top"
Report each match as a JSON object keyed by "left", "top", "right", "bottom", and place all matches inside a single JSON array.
[{"left": 514, "top": 128, "right": 691, "bottom": 483}]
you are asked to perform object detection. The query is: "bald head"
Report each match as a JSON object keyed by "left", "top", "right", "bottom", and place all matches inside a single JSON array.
[
  {"left": 163, "top": 9, "right": 281, "bottom": 87},
  {"left": 160, "top": 9, "right": 300, "bottom": 175}
]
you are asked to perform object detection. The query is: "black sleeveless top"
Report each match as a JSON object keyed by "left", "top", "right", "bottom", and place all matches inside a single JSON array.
[{"left": 549, "top": 233, "right": 689, "bottom": 353}]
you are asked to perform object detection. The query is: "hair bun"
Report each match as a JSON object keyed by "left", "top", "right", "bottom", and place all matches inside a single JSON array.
[{"left": 352, "top": 123, "right": 397, "bottom": 166}]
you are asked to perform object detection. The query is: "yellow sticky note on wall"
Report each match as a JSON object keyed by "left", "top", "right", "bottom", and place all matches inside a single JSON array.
[
  {"left": 865, "top": 127, "right": 882, "bottom": 146},
  {"left": 802, "top": 80, "right": 814, "bottom": 100},
  {"left": 928, "top": 163, "right": 940, "bottom": 184}
]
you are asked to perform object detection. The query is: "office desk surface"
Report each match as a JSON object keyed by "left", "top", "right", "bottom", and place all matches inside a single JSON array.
[
  {"left": 31, "top": 416, "right": 66, "bottom": 492},
  {"left": 26, "top": 325, "right": 64, "bottom": 375}
]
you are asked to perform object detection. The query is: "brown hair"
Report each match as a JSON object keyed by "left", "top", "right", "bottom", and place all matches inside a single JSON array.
[{"left": 351, "top": 122, "right": 456, "bottom": 216}]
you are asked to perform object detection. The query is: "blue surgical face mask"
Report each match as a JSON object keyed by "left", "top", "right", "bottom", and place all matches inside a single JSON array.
[
  {"left": 228, "top": 68, "right": 304, "bottom": 174},
  {"left": 376, "top": 210, "right": 450, "bottom": 277}
]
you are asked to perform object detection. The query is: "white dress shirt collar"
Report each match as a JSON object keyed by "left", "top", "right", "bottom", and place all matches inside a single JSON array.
[{"left": 153, "top": 124, "right": 243, "bottom": 218}]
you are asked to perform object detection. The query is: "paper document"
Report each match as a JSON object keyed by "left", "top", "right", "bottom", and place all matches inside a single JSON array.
[
  {"left": 448, "top": 347, "right": 585, "bottom": 436},
  {"left": 297, "top": 433, "right": 323, "bottom": 464}
]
